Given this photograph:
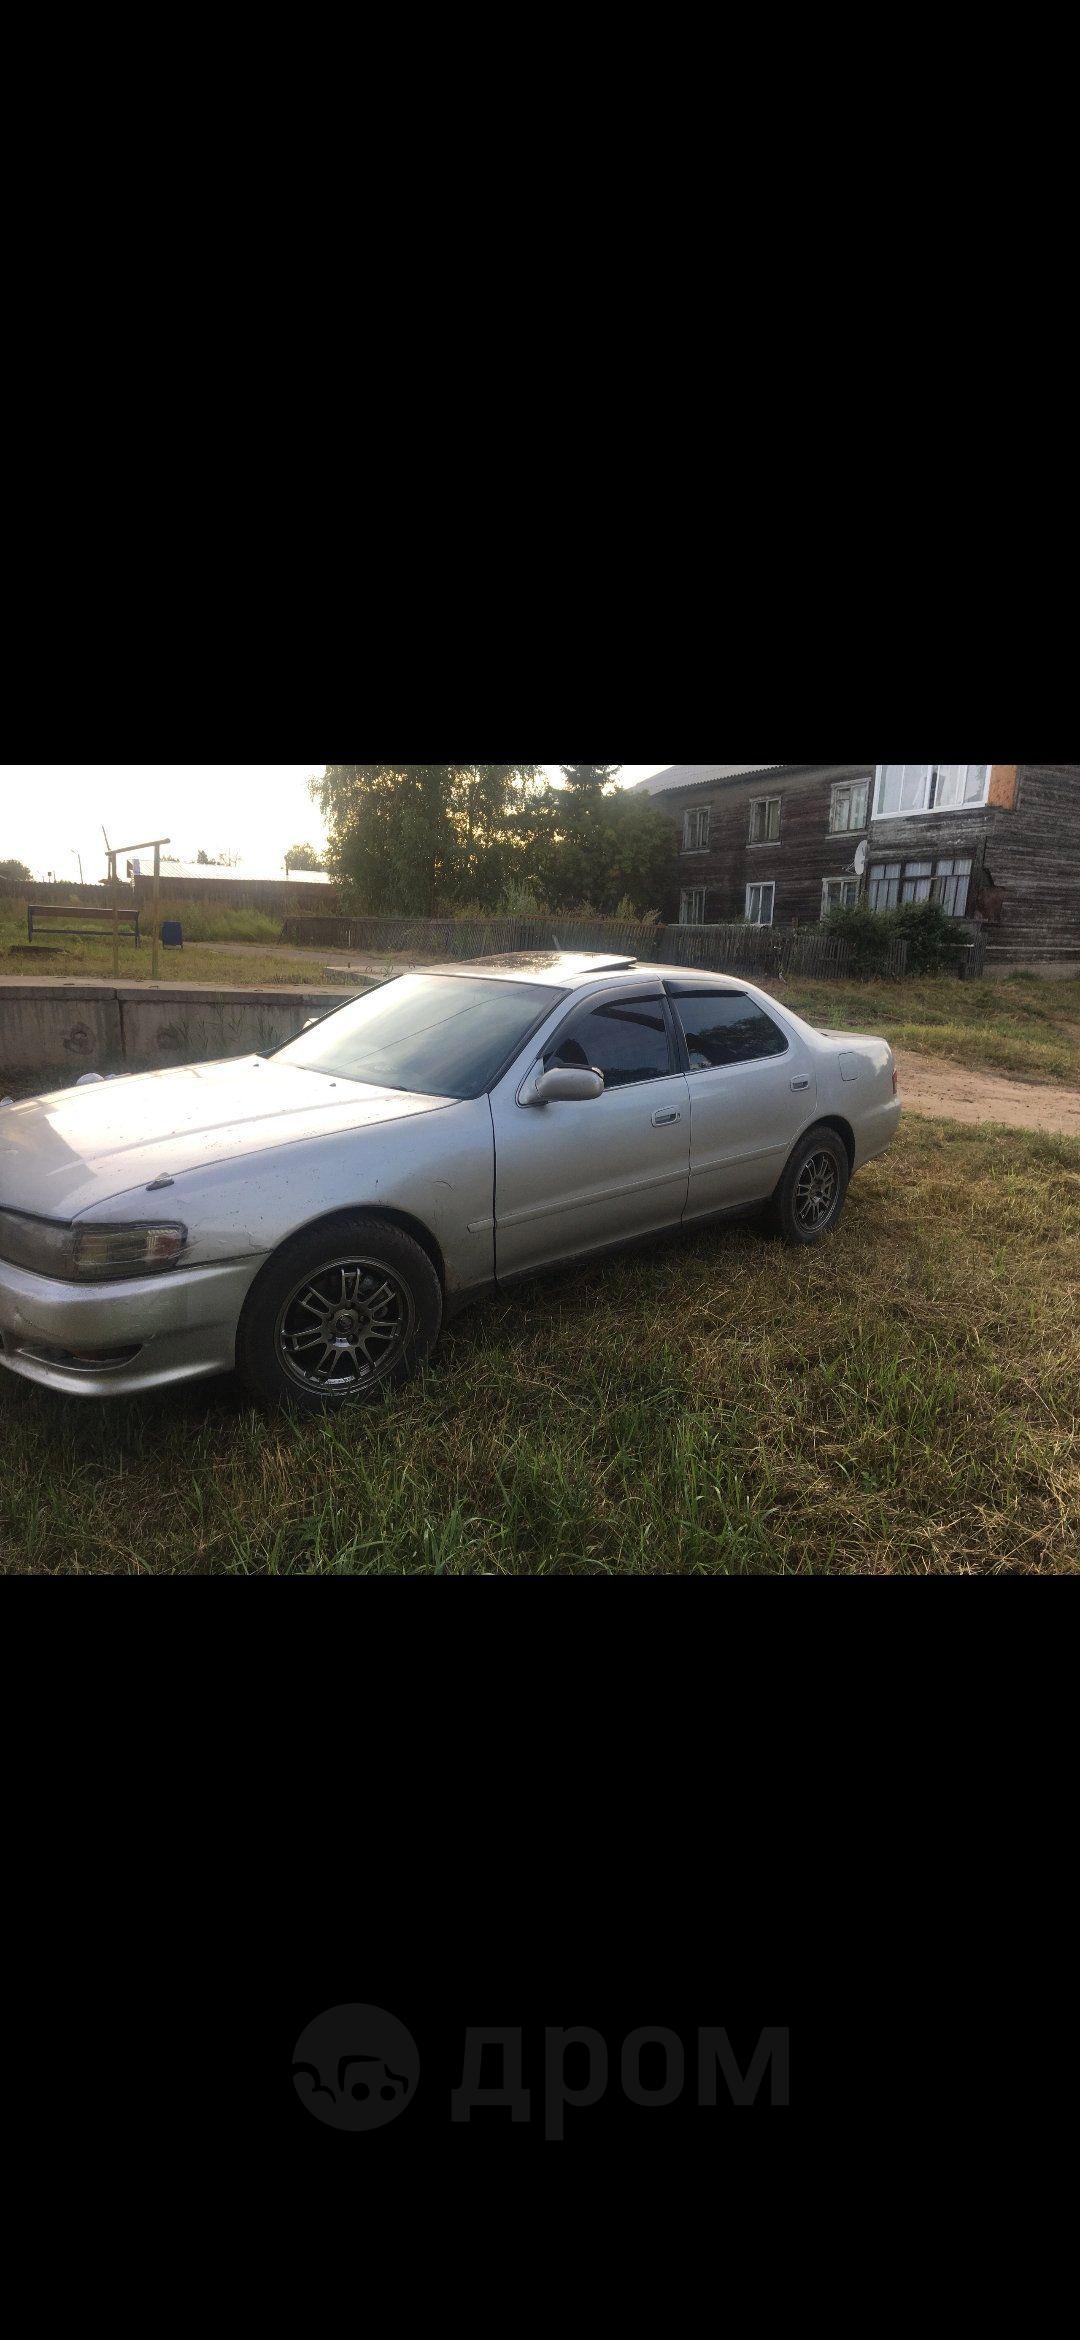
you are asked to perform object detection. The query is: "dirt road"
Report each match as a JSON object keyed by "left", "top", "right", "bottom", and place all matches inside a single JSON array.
[{"left": 894, "top": 1050, "right": 1080, "bottom": 1137}]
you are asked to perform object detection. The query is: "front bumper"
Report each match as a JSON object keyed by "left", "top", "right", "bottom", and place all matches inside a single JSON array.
[{"left": 0, "top": 1252, "right": 266, "bottom": 1396}]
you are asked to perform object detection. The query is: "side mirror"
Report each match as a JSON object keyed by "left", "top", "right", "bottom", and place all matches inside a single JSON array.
[
  {"left": 526, "top": 1065, "right": 605, "bottom": 1106},
  {"left": 302, "top": 1016, "right": 320, "bottom": 1031}
]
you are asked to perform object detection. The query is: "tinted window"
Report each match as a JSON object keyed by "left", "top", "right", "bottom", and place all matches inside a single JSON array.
[
  {"left": 274, "top": 974, "right": 553, "bottom": 1098},
  {"left": 673, "top": 992, "right": 789, "bottom": 1070},
  {"left": 547, "top": 998, "right": 673, "bottom": 1090}
]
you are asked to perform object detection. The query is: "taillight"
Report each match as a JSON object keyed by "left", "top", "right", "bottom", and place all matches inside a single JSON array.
[{"left": 892, "top": 1065, "right": 899, "bottom": 1097}]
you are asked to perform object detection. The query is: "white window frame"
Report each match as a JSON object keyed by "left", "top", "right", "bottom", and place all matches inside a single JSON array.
[
  {"left": 872, "top": 765, "right": 990, "bottom": 819},
  {"left": 682, "top": 806, "right": 711, "bottom": 852},
  {"left": 748, "top": 796, "right": 782, "bottom": 846},
  {"left": 869, "top": 856, "right": 975, "bottom": 916},
  {"left": 745, "top": 882, "right": 775, "bottom": 927},
  {"left": 821, "top": 877, "right": 861, "bottom": 915},
  {"left": 828, "top": 779, "right": 870, "bottom": 835},
  {"left": 680, "top": 886, "right": 707, "bottom": 927}
]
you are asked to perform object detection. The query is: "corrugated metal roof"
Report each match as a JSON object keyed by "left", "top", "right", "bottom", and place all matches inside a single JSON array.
[{"left": 629, "top": 765, "right": 784, "bottom": 797}]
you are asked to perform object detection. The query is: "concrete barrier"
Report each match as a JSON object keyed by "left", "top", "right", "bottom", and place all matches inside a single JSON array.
[{"left": 0, "top": 983, "right": 357, "bottom": 1078}]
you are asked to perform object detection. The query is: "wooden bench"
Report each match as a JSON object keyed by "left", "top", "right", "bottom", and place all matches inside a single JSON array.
[{"left": 27, "top": 903, "right": 141, "bottom": 946}]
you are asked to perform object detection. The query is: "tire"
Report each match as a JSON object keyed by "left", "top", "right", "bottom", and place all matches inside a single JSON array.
[
  {"left": 770, "top": 1126, "right": 850, "bottom": 1246},
  {"left": 235, "top": 1214, "right": 443, "bottom": 1413}
]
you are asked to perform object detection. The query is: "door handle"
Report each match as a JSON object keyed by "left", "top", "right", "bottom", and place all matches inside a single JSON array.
[
  {"left": 790, "top": 1077, "right": 810, "bottom": 1092},
  {"left": 652, "top": 1108, "right": 682, "bottom": 1126}
]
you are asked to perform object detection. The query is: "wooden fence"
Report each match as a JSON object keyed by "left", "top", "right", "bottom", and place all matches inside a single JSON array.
[
  {"left": 657, "top": 925, "right": 857, "bottom": 980},
  {"left": 279, "top": 912, "right": 911, "bottom": 982},
  {"left": 279, "top": 912, "right": 659, "bottom": 958}
]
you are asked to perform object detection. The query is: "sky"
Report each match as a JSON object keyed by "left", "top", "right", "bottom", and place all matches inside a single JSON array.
[{"left": 0, "top": 766, "right": 672, "bottom": 883}]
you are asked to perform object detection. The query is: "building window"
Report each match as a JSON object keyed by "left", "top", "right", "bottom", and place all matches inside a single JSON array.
[
  {"left": 829, "top": 780, "right": 870, "bottom": 834},
  {"left": 748, "top": 797, "right": 782, "bottom": 845},
  {"left": 869, "top": 863, "right": 902, "bottom": 911},
  {"left": 745, "top": 882, "right": 775, "bottom": 927},
  {"left": 821, "top": 878, "right": 861, "bottom": 914},
  {"left": 932, "top": 858, "right": 974, "bottom": 917},
  {"left": 900, "top": 860, "right": 934, "bottom": 904},
  {"left": 868, "top": 857, "right": 974, "bottom": 916},
  {"left": 873, "top": 765, "right": 990, "bottom": 818},
  {"left": 683, "top": 806, "right": 711, "bottom": 852},
  {"left": 681, "top": 887, "right": 707, "bottom": 926}
]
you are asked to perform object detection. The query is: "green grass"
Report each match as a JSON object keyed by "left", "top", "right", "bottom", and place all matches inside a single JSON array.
[
  {"left": 772, "top": 971, "right": 1080, "bottom": 1086},
  {"left": 0, "top": 895, "right": 282, "bottom": 947},
  {"left": 0, "top": 895, "right": 352, "bottom": 987},
  {"left": 0, "top": 937, "right": 346, "bottom": 992},
  {"left": 2, "top": 1118, "right": 1077, "bottom": 1575}
]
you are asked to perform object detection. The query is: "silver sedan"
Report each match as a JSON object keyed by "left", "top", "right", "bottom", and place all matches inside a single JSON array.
[{"left": 0, "top": 952, "right": 901, "bottom": 1409}]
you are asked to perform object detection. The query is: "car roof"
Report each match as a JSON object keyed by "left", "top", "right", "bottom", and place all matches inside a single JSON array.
[
  {"left": 431, "top": 952, "right": 641, "bottom": 987},
  {"left": 426, "top": 953, "right": 753, "bottom": 994}
]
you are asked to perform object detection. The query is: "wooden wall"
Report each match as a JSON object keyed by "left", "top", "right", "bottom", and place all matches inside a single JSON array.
[
  {"left": 658, "top": 764, "right": 874, "bottom": 926},
  {"left": 657, "top": 764, "right": 1080, "bottom": 940},
  {"left": 987, "top": 766, "right": 1080, "bottom": 938}
]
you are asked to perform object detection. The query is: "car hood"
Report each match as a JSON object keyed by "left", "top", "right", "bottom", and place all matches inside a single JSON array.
[{"left": 0, "top": 1056, "right": 455, "bottom": 1220}]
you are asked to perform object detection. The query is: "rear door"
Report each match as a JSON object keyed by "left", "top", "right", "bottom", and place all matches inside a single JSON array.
[
  {"left": 667, "top": 985, "right": 817, "bottom": 1215},
  {"left": 490, "top": 988, "right": 691, "bottom": 1280}
]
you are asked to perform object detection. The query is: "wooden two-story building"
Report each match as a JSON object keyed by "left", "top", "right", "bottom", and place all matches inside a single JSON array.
[{"left": 632, "top": 764, "right": 1080, "bottom": 970}]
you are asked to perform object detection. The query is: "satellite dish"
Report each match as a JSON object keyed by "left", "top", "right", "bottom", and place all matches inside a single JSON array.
[{"left": 853, "top": 839, "right": 868, "bottom": 877}]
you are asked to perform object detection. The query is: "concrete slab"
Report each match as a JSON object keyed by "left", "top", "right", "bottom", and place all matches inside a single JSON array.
[{"left": 0, "top": 981, "right": 363, "bottom": 1077}]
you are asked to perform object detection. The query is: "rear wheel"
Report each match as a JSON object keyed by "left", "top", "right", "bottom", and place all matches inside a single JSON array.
[
  {"left": 236, "top": 1215, "right": 443, "bottom": 1412},
  {"left": 770, "top": 1127, "right": 850, "bottom": 1246}
]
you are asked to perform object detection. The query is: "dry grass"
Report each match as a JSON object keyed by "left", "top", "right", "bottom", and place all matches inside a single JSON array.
[
  {"left": 1, "top": 1117, "right": 1077, "bottom": 1576},
  {"left": 772, "top": 970, "right": 1080, "bottom": 1087}
]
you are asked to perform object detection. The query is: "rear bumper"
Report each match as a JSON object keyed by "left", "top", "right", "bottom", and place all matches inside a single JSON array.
[{"left": 0, "top": 1254, "right": 265, "bottom": 1396}]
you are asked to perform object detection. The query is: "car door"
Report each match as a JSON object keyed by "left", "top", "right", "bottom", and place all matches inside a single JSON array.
[
  {"left": 666, "top": 985, "right": 817, "bottom": 1216},
  {"left": 490, "top": 988, "right": 691, "bottom": 1281}
]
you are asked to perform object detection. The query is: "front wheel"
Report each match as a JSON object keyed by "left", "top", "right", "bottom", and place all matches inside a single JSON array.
[
  {"left": 770, "top": 1127, "right": 850, "bottom": 1246},
  {"left": 236, "top": 1215, "right": 443, "bottom": 1412}
]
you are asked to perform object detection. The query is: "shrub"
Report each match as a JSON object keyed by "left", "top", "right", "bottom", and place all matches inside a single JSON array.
[
  {"left": 822, "top": 898, "right": 970, "bottom": 977},
  {"left": 497, "top": 877, "right": 547, "bottom": 918},
  {"left": 888, "top": 900, "right": 969, "bottom": 974},
  {"left": 821, "top": 902, "right": 897, "bottom": 974}
]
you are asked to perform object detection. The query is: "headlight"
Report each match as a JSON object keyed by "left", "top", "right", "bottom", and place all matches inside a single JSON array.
[{"left": 0, "top": 1211, "right": 187, "bottom": 1281}]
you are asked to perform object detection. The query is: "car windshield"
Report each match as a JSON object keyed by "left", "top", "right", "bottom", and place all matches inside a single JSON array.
[{"left": 273, "top": 974, "right": 554, "bottom": 1099}]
